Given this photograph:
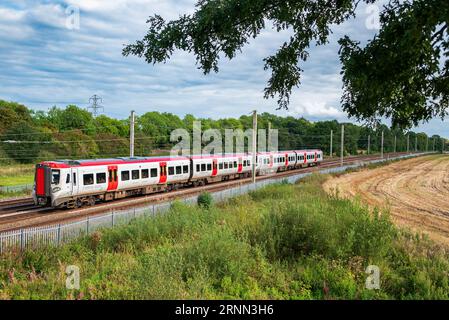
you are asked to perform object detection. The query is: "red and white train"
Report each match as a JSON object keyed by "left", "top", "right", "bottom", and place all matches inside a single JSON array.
[{"left": 33, "top": 149, "right": 323, "bottom": 208}]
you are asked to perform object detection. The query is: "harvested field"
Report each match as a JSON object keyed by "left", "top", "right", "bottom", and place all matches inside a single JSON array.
[{"left": 323, "top": 155, "right": 449, "bottom": 245}]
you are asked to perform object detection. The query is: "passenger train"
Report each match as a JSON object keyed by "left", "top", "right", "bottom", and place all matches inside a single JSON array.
[{"left": 33, "top": 150, "right": 323, "bottom": 208}]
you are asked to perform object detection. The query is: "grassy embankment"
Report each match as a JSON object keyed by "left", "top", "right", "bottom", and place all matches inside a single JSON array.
[
  {"left": 0, "top": 164, "right": 34, "bottom": 199},
  {"left": 1, "top": 174, "right": 448, "bottom": 299}
]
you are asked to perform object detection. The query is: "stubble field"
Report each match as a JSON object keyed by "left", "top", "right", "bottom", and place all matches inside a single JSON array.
[{"left": 323, "top": 155, "right": 449, "bottom": 245}]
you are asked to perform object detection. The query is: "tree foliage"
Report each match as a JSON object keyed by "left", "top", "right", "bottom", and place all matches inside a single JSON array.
[
  {"left": 2, "top": 122, "right": 43, "bottom": 163},
  {"left": 339, "top": 0, "right": 449, "bottom": 128}
]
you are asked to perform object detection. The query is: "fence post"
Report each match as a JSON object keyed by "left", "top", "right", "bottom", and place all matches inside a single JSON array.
[
  {"left": 112, "top": 211, "right": 115, "bottom": 227},
  {"left": 86, "top": 217, "right": 90, "bottom": 235},
  {"left": 57, "top": 224, "right": 61, "bottom": 245},
  {"left": 20, "top": 229, "right": 24, "bottom": 251},
  {"left": 0, "top": 234, "right": 2, "bottom": 254}
]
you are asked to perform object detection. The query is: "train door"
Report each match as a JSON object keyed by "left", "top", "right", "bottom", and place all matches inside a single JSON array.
[
  {"left": 159, "top": 162, "right": 167, "bottom": 184},
  {"left": 269, "top": 155, "right": 273, "bottom": 168},
  {"left": 70, "top": 168, "right": 78, "bottom": 196},
  {"left": 107, "top": 165, "right": 118, "bottom": 191},
  {"left": 285, "top": 153, "right": 289, "bottom": 166},
  {"left": 62, "top": 170, "right": 72, "bottom": 196},
  {"left": 314, "top": 151, "right": 317, "bottom": 163},
  {"left": 212, "top": 159, "right": 218, "bottom": 176},
  {"left": 237, "top": 157, "right": 243, "bottom": 173},
  {"left": 304, "top": 152, "right": 307, "bottom": 165}
]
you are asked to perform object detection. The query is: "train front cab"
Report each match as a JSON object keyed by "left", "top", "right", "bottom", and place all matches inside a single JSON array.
[{"left": 33, "top": 164, "right": 53, "bottom": 206}]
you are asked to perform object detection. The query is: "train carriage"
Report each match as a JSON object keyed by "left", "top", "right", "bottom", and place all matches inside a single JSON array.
[
  {"left": 33, "top": 149, "right": 323, "bottom": 209},
  {"left": 191, "top": 153, "right": 252, "bottom": 185}
]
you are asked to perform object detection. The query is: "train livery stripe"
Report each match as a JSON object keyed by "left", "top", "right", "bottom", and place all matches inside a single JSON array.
[{"left": 36, "top": 167, "right": 45, "bottom": 196}]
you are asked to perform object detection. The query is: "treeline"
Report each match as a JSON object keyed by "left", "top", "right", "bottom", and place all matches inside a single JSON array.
[{"left": 0, "top": 99, "right": 446, "bottom": 164}]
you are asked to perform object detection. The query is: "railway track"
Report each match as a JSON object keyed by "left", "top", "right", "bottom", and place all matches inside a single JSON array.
[{"left": 0, "top": 152, "right": 414, "bottom": 232}]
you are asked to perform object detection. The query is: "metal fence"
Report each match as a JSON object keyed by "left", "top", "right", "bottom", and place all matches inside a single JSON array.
[
  {"left": 0, "top": 152, "right": 428, "bottom": 253},
  {"left": 0, "top": 184, "right": 33, "bottom": 193}
]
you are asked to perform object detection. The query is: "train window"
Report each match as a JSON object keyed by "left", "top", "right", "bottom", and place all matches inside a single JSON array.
[
  {"left": 51, "top": 170, "right": 60, "bottom": 185},
  {"left": 224, "top": 162, "right": 228, "bottom": 169},
  {"left": 97, "top": 173, "right": 106, "bottom": 184},
  {"left": 196, "top": 164, "right": 200, "bottom": 172},
  {"left": 248, "top": 160, "right": 251, "bottom": 167},
  {"left": 207, "top": 163, "right": 212, "bottom": 171},
  {"left": 183, "top": 165, "right": 189, "bottom": 174},
  {"left": 142, "top": 169, "right": 149, "bottom": 179},
  {"left": 109, "top": 170, "right": 112, "bottom": 182},
  {"left": 201, "top": 164, "right": 206, "bottom": 171},
  {"left": 168, "top": 167, "right": 175, "bottom": 175},
  {"left": 243, "top": 160, "right": 247, "bottom": 166},
  {"left": 132, "top": 170, "right": 140, "bottom": 180},
  {"left": 66, "top": 174, "right": 70, "bottom": 184},
  {"left": 234, "top": 161, "right": 237, "bottom": 168},
  {"left": 121, "top": 171, "right": 130, "bottom": 181},
  {"left": 114, "top": 170, "right": 118, "bottom": 181},
  {"left": 73, "top": 173, "right": 76, "bottom": 185},
  {"left": 219, "top": 163, "right": 223, "bottom": 170},
  {"left": 176, "top": 166, "right": 182, "bottom": 174},
  {"left": 151, "top": 168, "right": 157, "bottom": 177},
  {"left": 83, "top": 174, "right": 94, "bottom": 185}
]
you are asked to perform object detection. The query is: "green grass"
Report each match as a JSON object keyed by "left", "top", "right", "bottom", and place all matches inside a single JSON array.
[
  {"left": 0, "top": 174, "right": 34, "bottom": 187},
  {"left": 0, "top": 164, "right": 34, "bottom": 188},
  {"left": 1, "top": 174, "right": 448, "bottom": 299}
]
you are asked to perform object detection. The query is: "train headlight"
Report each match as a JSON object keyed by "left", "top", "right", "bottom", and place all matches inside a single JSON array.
[{"left": 52, "top": 187, "right": 61, "bottom": 193}]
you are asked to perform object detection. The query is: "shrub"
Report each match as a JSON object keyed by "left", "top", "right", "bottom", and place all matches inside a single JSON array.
[{"left": 197, "top": 192, "right": 213, "bottom": 209}]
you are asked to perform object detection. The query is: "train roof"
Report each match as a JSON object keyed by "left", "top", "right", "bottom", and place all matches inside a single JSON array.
[
  {"left": 40, "top": 149, "right": 323, "bottom": 168},
  {"left": 41, "top": 156, "right": 191, "bottom": 168}
]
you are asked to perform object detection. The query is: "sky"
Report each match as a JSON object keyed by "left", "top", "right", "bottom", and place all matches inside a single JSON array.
[{"left": 0, "top": 0, "right": 448, "bottom": 137}]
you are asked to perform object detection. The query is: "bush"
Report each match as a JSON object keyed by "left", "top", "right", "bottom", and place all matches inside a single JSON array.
[{"left": 197, "top": 192, "right": 213, "bottom": 209}]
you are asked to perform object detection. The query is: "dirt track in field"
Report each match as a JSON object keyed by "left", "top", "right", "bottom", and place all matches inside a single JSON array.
[{"left": 323, "top": 155, "right": 449, "bottom": 245}]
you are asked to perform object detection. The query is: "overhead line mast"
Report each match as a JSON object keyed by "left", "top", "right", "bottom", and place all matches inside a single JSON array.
[{"left": 87, "top": 94, "right": 104, "bottom": 117}]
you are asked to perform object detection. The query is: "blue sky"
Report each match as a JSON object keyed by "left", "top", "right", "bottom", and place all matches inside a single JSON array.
[{"left": 0, "top": 0, "right": 448, "bottom": 137}]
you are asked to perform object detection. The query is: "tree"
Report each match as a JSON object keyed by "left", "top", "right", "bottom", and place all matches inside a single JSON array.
[
  {"left": 2, "top": 122, "right": 43, "bottom": 163},
  {"left": 0, "top": 100, "right": 33, "bottom": 134},
  {"left": 123, "top": 0, "right": 359, "bottom": 110},
  {"left": 47, "top": 105, "right": 96, "bottom": 134},
  {"left": 339, "top": 0, "right": 449, "bottom": 128}
]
